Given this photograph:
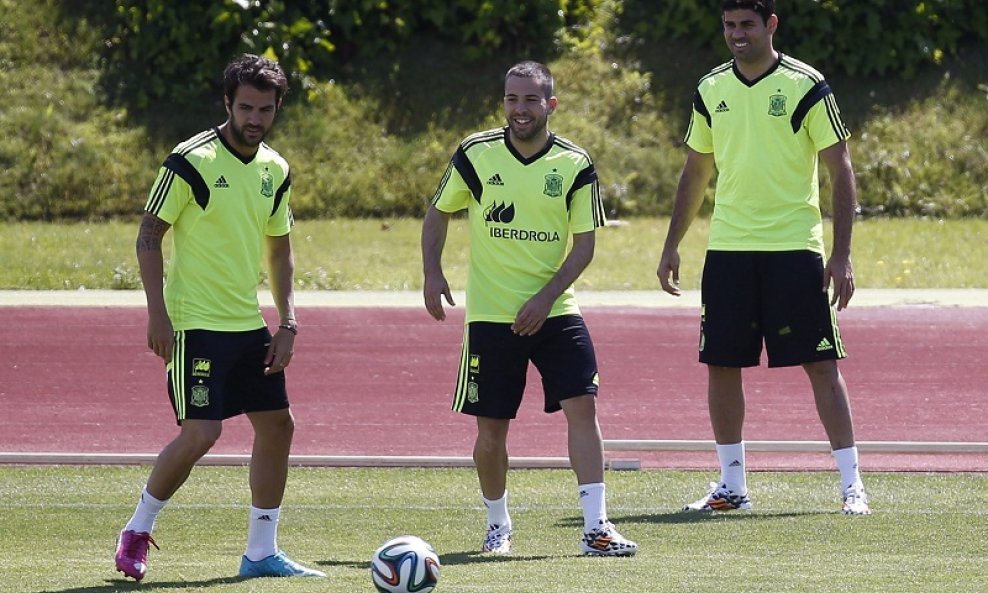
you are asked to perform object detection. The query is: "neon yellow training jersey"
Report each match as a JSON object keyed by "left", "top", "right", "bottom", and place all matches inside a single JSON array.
[
  {"left": 432, "top": 127, "right": 606, "bottom": 323},
  {"left": 685, "top": 54, "right": 851, "bottom": 253},
  {"left": 144, "top": 128, "right": 293, "bottom": 331}
]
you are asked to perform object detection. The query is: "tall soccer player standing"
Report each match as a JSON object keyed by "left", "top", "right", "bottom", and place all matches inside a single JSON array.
[
  {"left": 114, "top": 54, "right": 325, "bottom": 581},
  {"left": 656, "top": 0, "right": 870, "bottom": 516},
  {"left": 422, "top": 61, "right": 637, "bottom": 557}
]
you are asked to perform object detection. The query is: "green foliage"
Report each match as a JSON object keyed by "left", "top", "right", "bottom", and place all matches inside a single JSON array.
[
  {"left": 94, "top": 0, "right": 601, "bottom": 109},
  {"left": 617, "top": 0, "right": 988, "bottom": 78},
  {"left": 854, "top": 85, "right": 988, "bottom": 217},
  {"left": 2, "top": 0, "right": 986, "bottom": 221}
]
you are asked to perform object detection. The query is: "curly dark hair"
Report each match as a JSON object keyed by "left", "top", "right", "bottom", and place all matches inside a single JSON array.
[{"left": 222, "top": 53, "right": 289, "bottom": 105}]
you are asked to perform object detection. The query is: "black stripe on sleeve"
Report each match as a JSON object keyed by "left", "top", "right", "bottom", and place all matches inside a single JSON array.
[
  {"left": 566, "top": 164, "right": 598, "bottom": 210},
  {"left": 451, "top": 146, "right": 483, "bottom": 204},
  {"left": 272, "top": 171, "right": 291, "bottom": 216},
  {"left": 824, "top": 94, "right": 850, "bottom": 139},
  {"left": 431, "top": 160, "right": 455, "bottom": 205},
  {"left": 693, "top": 89, "right": 711, "bottom": 128},
  {"left": 790, "top": 80, "right": 831, "bottom": 133},
  {"left": 146, "top": 168, "right": 174, "bottom": 215},
  {"left": 163, "top": 153, "right": 210, "bottom": 211}
]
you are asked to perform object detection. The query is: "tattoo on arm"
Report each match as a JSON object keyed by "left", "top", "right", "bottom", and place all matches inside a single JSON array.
[{"left": 136, "top": 215, "right": 170, "bottom": 253}]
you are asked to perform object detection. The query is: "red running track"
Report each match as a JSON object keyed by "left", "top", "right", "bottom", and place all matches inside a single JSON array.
[{"left": 1, "top": 305, "right": 986, "bottom": 472}]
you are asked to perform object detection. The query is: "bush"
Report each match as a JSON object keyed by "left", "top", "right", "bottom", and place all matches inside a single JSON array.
[
  {"left": 617, "top": 0, "right": 988, "bottom": 78},
  {"left": 95, "top": 0, "right": 601, "bottom": 110}
]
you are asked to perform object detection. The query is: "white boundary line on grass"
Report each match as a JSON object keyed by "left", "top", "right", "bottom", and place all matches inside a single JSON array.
[{"left": 3, "top": 440, "right": 985, "bottom": 469}]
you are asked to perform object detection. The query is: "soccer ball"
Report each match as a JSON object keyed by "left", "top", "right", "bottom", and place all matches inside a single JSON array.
[{"left": 370, "top": 535, "right": 441, "bottom": 593}]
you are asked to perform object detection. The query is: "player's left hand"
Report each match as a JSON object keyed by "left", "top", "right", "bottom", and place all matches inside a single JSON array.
[
  {"left": 264, "top": 328, "right": 295, "bottom": 375},
  {"left": 824, "top": 254, "right": 855, "bottom": 311},
  {"left": 512, "top": 294, "right": 553, "bottom": 336}
]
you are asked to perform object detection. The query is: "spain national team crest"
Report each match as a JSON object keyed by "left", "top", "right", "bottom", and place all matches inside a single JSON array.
[
  {"left": 543, "top": 172, "right": 563, "bottom": 198},
  {"left": 768, "top": 94, "right": 787, "bottom": 116},
  {"left": 190, "top": 384, "right": 210, "bottom": 407},
  {"left": 467, "top": 381, "right": 479, "bottom": 404},
  {"left": 260, "top": 168, "right": 274, "bottom": 198}
]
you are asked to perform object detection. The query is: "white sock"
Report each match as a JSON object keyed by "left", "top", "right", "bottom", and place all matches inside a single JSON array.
[
  {"left": 124, "top": 487, "right": 168, "bottom": 534},
  {"left": 832, "top": 446, "right": 863, "bottom": 492},
  {"left": 244, "top": 506, "right": 280, "bottom": 561},
  {"left": 483, "top": 491, "right": 510, "bottom": 528},
  {"left": 717, "top": 442, "right": 747, "bottom": 494},
  {"left": 578, "top": 482, "right": 607, "bottom": 532}
]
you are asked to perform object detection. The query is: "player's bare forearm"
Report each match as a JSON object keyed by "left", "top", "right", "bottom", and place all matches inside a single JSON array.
[
  {"left": 658, "top": 150, "right": 714, "bottom": 294},
  {"left": 663, "top": 149, "right": 715, "bottom": 253},
  {"left": 822, "top": 142, "right": 857, "bottom": 260},
  {"left": 136, "top": 212, "right": 169, "bottom": 315},
  {"left": 820, "top": 142, "right": 857, "bottom": 310},
  {"left": 421, "top": 206, "right": 455, "bottom": 320},
  {"left": 514, "top": 232, "right": 594, "bottom": 335},
  {"left": 266, "top": 233, "right": 297, "bottom": 324}
]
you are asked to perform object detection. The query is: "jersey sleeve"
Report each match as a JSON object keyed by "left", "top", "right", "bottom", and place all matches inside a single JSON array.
[
  {"left": 431, "top": 150, "right": 473, "bottom": 213},
  {"left": 144, "top": 158, "right": 195, "bottom": 224},
  {"left": 266, "top": 170, "right": 293, "bottom": 236},
  {"left": 684, "top": 88, "right": 714, "bottom": 154},
  {"left": 803, "top": 87, "right": 851, "bottom": 152},
  {"left": 568, "top": 161, "right": 606, "bottom": 233}
]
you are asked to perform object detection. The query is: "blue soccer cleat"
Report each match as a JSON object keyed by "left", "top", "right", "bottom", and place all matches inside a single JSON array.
[{"left": 238, "top": 551, "right": 325, "bottom": 578}]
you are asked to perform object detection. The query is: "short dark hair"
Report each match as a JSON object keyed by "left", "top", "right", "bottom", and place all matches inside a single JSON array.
[
  {"left": 223, "top": 53, "right": 289, "bottom": 105},
  {"left": 505, "top": 61, "right": 554, "bottom": 99},
  {"left": 721, "top": 0, "right": 775, "bottom": 24}
]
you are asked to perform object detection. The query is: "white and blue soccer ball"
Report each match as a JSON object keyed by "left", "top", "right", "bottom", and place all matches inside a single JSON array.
[{"left": 370, "top": 535, "right": 441, "bottom": 593}]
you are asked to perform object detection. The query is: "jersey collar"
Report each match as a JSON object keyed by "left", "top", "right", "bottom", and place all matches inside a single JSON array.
[
  {"left": 215, "top": 126, "right": 258, "bottom": 165},
  {"left": 732, "top": 53, "right": 784, "bottom": 87},
  {"left": 503, "top": 126, "right": 555, "bottom": 165}
]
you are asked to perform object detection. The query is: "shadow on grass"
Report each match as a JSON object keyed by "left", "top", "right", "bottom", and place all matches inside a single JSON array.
[
  {"left": 39, "top": 575, "right": 246, "bottom": 593},
  {"left": 317, "top": 550, "right": 552, "bottom": 569},
  {"left": 555, "top": 510, "right": 832, "bottom": 529},
  {"left": 439, "top": 550, "right": 554, "bottom": 565}
]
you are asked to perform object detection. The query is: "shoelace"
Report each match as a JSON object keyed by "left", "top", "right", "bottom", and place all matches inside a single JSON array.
[{"left": 129, "top": 533, "right": 160, "bottom": 553}]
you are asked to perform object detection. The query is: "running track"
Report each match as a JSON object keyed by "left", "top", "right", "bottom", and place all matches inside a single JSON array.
[{"left": 1, "top": 291, "right": 986, "bottom": 472}]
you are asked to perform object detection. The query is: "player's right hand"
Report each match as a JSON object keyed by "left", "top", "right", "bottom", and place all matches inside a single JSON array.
[
  {"left": 146, "top": 313, "right": 174, "bottom": 363},
  {"left": 657, "top": 250, "right": 682, "bottom": 296},
  {"left": 423, "top": 272, "right": 455, "bottom": 321}
]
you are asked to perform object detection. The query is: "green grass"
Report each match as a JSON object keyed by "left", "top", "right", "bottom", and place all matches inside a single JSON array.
[
  {"left": 2, "top": 217, "right": 987, "bottom": 291},
  {"left": 1, "top": 466, "right": 984, "bottom": 593}
]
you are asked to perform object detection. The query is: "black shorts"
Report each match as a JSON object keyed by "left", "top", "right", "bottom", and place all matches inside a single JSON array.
[
  {"left": 699, "top": 250, "right": 847, "bottom": 368},
  {"left": 166, "top": 328, "right": 289, "bottom": 423},
  {"left": 452, "top": 315, "right": 599, "bottom": 419}
]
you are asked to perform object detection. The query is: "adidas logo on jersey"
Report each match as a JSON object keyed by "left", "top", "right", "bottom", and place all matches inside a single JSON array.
[
  {"left": 816, "top": 338, "right": 834, "bottom": 352},
  {"left": 715, "top": 100, "right": 730, "bottom": 113},
  {"left": 486, "top": 173, "right": 504, "bottom": 186},
  {"left": 214, "top": 175, "right": 229, "bottom": 188}
]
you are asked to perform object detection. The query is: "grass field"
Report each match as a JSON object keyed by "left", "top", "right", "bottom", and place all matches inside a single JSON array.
[
  {"left": 2, "top": 217, "right": 988, "bottom": 291},
  {"left": 2, "top": 466, "right": 985, "bottom": 593}
]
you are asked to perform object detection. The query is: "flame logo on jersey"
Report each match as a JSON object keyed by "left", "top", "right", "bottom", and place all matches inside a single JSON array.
[{"left": 484, "top": 201, "right": 516, "bottom": 224}]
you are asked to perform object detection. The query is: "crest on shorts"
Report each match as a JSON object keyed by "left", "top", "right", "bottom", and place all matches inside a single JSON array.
[
  {"left": 768, "top": 94, "right": 787, "bottom": 116},
  {"left": 190, "top": 384, "right": 210, "bottom": 407},
  {"left": 192, "top": 358, "right": 211, "bottom": 377},
  {"left": 467, "top": 382, "right": 479, "bottom": 404},
  {"left": 469, "top": 354, "right": 481, "bottom": 374},
  {"left": 260, "top": 168, "right": 274, "bottom": 198},
  {"left": 543, "top": 172, "right": 563, "bottom": 198}
]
